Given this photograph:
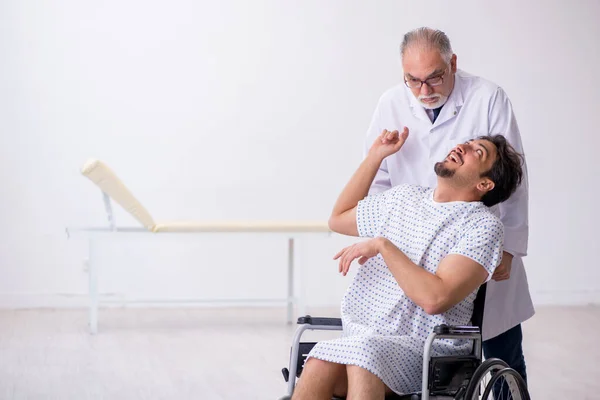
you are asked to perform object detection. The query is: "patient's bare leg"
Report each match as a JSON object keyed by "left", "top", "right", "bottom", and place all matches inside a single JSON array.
[
  {"left": 291, "top": 358, "right": 347, "bottom": 400},
  {"left": 346, "top": 364, "right": 392, "bottom": 400}
]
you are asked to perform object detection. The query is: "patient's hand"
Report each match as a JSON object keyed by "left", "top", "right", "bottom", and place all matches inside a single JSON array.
[
  {"left": 367, "top": 128, "right": 409, "bottom": 161},
  {"left": 333, "top": 237, "right": 383, "bottom": 276}
]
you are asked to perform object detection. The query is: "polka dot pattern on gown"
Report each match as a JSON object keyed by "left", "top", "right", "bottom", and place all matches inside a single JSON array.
[{"left": 307, "top": 184, "right": 503, "bottom": 395}]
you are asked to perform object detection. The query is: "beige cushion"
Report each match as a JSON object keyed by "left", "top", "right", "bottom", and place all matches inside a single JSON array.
[
  {"left": 81, "top": 159, "right": 156, "bottom": 230},
  {"left": 81, "top": 159, "right": 330, "bottom": 233}
]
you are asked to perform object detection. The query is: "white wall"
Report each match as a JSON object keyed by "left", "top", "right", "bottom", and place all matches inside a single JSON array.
[{"left": 1, "top": 0, "right": 599, "bottom": 309}]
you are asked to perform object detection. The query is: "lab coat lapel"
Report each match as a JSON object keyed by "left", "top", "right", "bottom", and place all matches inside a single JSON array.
[
  {"left": 405, "top": 86, "right": 432, "bottom": 123},
  {"left": 432, "top": 72, "right": 465, "bottom": 127}
]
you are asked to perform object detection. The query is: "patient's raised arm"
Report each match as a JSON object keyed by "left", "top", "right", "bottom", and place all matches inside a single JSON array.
[{"left": 328, "top": 128, "right": 408, "bottom": 236}]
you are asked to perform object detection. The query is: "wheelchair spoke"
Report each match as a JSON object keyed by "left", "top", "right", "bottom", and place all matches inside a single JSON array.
[
  {"left": 481, "top": 368, "right": 530, "bottom": 400},
  {"left": 464, "top": 358, "right": 510, "bottom": 400}
]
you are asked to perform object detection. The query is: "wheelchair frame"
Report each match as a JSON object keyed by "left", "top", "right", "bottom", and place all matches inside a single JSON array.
[
  {"left": 280, "top": 280, "right": 530, "bottom": 399},
  {"left": 279, "top": 283, "right": 516, "bottom": 400},
  {"left": 281, "top": 316, "right": 483, "bottom": 400}
]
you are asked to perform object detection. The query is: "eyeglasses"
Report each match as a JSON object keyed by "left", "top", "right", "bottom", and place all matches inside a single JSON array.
[{"left": 404, "top": 67, "right": 449, "bottom": 89}]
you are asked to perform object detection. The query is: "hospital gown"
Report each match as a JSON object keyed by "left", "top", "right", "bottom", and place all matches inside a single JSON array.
[{"left": 307, "top": 184, "right": 503, "bottom": 395}]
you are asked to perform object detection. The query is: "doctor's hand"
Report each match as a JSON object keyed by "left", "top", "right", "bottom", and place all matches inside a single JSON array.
[
  {"left": 492, "top": 251, "right": 513, "bottom": 281},
  {"left": 333, "top": 238, "right": 383, "bottom": 276},
  {"left": 367, "top": 128, "right": 409, "bottom": 161}
]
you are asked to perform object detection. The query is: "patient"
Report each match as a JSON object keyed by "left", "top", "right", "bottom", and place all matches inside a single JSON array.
[{"left": 292, "top": 128, "right": 524, "bottom": 399}]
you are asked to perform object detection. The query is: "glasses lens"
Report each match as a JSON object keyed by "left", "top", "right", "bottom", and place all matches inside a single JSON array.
[
  {"left": 405, "top": 79, "right": 421, "bottom": 88},
  {"left": 426, "top": 76, "right": 443, "bottom": 86}
]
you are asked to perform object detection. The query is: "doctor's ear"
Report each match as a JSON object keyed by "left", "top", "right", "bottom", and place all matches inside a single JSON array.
[{"left": 450, "top": 54, "right": 457, "bottom": 73}]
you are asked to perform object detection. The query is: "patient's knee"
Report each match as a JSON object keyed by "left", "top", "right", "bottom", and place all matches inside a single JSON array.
[
  {"left": 295, "top": 358, "right": 347, "bottom": 398},
  {"left": 303, "top": 357, "right": 347, "bottom": 386},
  {"left": 303, "top": 357, "right": 333, "bottom": 375}
]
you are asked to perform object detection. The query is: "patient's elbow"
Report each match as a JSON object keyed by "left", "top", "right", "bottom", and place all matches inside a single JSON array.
[
  {"left": 328, "top": 212, "right": 358, "bottom": 236},
  {"left": 423, "top": 304, "right": 444, "bottom": 316},
  {"left": 422, "top": 298, "right": 449, "bottom": 316},
  {"left": 328, "top": 215, "right": 342, "bottom": 233}
]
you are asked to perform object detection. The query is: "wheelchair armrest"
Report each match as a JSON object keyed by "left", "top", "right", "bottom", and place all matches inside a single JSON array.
[
  {"left": 433, "top": 324, "right": 480, "bottom": 335},
  {"left": 283, "top": 315, "right": 343, "bottom": 394},
  {"left": 297, "top": 315, "right": 342, "bottom": 327}
]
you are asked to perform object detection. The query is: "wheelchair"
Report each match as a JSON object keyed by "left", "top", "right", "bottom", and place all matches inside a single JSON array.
[{"left": 279, "top": 284, "right": 531, "bottom": 399}]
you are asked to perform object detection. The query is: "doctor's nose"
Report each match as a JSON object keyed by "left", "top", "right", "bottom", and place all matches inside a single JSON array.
[{"left": 420, "top": 83, "right": 433, "bottom": 95}]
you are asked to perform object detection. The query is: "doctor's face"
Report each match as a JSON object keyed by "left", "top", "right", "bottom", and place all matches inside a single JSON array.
[
  {"left": 402, "top": 48, "right": 457, "bottom": 110},
  {"left": 434, "top": 139, "right": 498, "bottom": 186}
]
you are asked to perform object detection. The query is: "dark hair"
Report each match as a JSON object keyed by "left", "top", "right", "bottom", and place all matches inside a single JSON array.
[{"left": 478, "top": 134, "right": 524, "bottom": 207}]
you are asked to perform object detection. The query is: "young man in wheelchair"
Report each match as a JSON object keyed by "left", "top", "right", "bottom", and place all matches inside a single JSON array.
[{"left": 291, "top": 128, "right": 524, "bottom": 399}]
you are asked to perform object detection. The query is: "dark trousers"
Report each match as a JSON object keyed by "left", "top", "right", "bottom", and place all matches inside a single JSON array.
[{"left": 482, "top": 323, "right": 527, "bottom": 397}]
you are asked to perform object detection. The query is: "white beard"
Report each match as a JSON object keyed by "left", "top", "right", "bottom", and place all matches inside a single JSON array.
[{"left": 418, "top": 94, "right": 449, "bottom": 110}]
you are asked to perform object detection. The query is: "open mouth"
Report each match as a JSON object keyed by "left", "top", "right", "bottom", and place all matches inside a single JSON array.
[{"left": 448, "top": 151, "right": 463, "bottom": 165}]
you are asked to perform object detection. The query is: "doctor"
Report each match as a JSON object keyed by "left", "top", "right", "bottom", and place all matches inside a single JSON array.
[{"left": 363, "top": 27, "right": 533, "bottom": 384}]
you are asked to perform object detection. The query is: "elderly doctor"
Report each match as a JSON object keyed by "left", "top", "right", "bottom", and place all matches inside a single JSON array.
[{"left": 363, "top": 27, "right": 533, "bottom": 384}]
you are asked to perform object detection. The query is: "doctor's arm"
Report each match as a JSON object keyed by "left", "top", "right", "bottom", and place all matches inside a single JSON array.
[{"left": 329, "top": 128, "right": 408, "bottom": 236}]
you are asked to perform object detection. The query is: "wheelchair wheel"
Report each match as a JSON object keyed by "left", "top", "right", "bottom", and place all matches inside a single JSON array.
[
  {"left": 463, "top": 358, "right": 529, "bottom": 400},
  {"left": 479, "top": 367, "right": 530, "bottom": 400},
  {"left": 463, "top": 358, "right": 509, "bottom": 399}
]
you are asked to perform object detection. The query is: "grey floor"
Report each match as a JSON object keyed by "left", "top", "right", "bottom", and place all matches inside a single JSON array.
[{"left": 0, "top": 305, "right": 597, "bottom": 399}]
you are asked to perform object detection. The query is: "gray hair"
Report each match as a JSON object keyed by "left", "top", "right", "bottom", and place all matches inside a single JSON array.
[{"left": 400, "top": 27, "right": 453, "bottom": 64}]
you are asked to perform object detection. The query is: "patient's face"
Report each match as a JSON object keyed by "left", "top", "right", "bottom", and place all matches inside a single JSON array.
[{"left": 434, "top": 139, "right": 498, "bottom": 184}]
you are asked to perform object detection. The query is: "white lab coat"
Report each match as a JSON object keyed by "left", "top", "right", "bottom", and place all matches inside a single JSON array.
[{"left": 363, "top": 69, "right": 534, "bottom": 341}]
